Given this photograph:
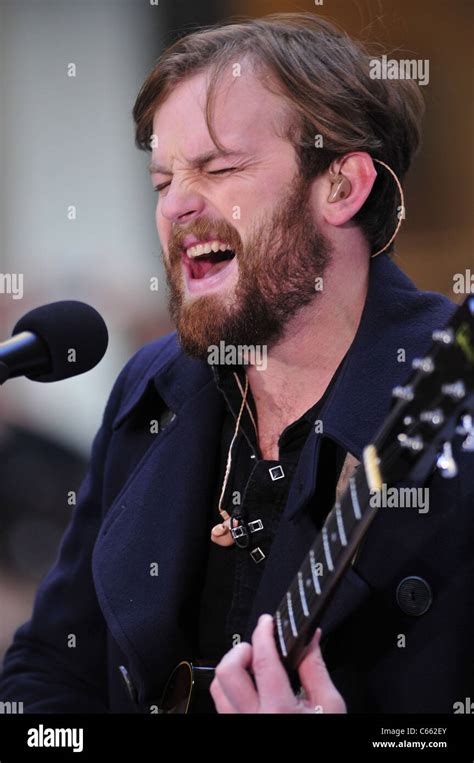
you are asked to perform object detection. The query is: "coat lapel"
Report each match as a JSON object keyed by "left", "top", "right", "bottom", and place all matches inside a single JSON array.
[{"left": 93, "top": 351, "right": 225, "bottom": 695}]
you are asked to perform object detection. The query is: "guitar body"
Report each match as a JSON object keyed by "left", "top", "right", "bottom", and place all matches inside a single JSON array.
[{"left": 159, "top": 661, "right": 216, "bottom": 714}]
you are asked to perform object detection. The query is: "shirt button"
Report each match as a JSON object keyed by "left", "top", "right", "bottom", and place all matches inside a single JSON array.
[
  {"left": 250, "top": 547, "right": 266, "bottom": 564},
  {"left": 396, "top": 576, "right": 433, "bottom": 616},
  {"left": 269, "top": 465, "right": 285, "bottom": 481}
]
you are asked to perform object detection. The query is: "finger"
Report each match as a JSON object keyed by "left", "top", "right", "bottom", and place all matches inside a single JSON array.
[
  {"left": 209, "top": 675, "right": 238, "bottom": 714},
  {"left": 251, "top": 614, "right": 296, "bottom": 710},
  {"left": 298, "top": 628, "right": 346, "bottom": 713},
  {"left": 213, "top": 641, "right": 259, "bottom": 713}
]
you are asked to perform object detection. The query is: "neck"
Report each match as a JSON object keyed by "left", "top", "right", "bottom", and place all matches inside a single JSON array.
[{"left": 246, "top": 247, "right": 370, "bottom": 437}]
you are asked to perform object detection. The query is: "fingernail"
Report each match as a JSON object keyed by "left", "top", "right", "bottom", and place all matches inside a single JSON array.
[{"left": 312, "top": 627, "right": 322, "bottom": 646}]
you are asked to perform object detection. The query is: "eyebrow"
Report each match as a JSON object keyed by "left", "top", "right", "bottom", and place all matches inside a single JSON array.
[{"left": 148, "top": 149, "right": 247, "bottom": 175}]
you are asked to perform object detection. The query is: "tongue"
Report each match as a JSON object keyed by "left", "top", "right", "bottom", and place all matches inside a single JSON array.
[
  {"left": 192, "top": 258, "right": 218, "bottom": 279},
  {"left": 190, "top": 251, "right": 234, "bottom": 279}
]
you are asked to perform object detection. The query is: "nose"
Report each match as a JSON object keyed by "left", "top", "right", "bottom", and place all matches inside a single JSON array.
[{"left": 159, "top": 180, "right": 206, "bottom": 225}]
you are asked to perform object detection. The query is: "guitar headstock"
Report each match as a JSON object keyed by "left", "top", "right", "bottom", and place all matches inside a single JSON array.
[{"left": 375, "top": 296, "right": 474, "bottom": 485}]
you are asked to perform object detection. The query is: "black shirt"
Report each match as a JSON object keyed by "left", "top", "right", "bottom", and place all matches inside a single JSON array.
[{"left": 195, "top": 364, "right": 336, "bottom": 662}]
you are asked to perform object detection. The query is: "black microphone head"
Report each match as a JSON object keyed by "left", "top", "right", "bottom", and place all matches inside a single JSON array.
[{"left": 12, "top": 301, "right": 108, "bottom": 382}]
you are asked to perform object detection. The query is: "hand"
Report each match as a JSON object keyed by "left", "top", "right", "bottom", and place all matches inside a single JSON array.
[{"left": 210, "top": 613, "right": 347, "bottom": 714}]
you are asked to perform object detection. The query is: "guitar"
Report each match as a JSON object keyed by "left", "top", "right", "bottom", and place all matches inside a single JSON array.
[{"left": 158, "top": 295, "right": 474, "bottom": 713}]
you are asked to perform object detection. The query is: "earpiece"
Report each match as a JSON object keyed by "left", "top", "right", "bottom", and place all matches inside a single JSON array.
[
  {"left": 327, "top": 172, "right": 352, "bottom": 203},
  {"left": 325, "top": 158, "right": 405, "bottom": 258}
]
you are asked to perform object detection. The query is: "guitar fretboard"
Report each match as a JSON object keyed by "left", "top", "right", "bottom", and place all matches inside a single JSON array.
[{"left": 274, "top": 461, "right": 375, "bottom": 670}]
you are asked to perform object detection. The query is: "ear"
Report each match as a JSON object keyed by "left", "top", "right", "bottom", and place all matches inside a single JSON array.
[{"left": 322, "top": 152, "right": 377, "bottom": 227}]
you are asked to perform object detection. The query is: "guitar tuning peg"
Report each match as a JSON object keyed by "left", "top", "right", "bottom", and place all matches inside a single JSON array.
[
  {"left": 462, "top": 433, "right": 474, "bottom": 452},
  {"left": 436, "top": 441, "right": 458, "bottom": 479},
  {"left": 432, "top": 328, "right": 454, "bottom": 344},
  {"left": 412, "top": 356, "right": 434, "bottom": 373},
  {"left": 441, "top": 381, "right": 466, "bottom": 400},
  {"left": 420, "top": 408, "right": 445, "bottom": 427},
  {"left": 457, "top": 414, "right": 474, "bottom": 452},
  {"left": 397, "top": 433, "right": 424, "bottom": 451},
  {"left": 456, "top": 413, "right": 473, "bottom": 436},
  {"left": 392, "top": 385, "right": 414, "bottom": 401}
]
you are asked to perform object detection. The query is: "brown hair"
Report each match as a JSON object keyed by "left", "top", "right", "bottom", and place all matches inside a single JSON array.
[{"left": 133, "top": 12, "right": 425, "bottom": 255}]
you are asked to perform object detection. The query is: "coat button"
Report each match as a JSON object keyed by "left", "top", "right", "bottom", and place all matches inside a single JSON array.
[
  {"left": 118, "top": 665, "right": 138, "bottom": 705},
  {"left": 396, "top": 576, "right": 432, "bottom": 616}
]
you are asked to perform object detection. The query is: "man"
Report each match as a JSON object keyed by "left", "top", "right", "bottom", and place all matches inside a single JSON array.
[{"left": 0, "top": 13, "right": 472, "bottom": 714}]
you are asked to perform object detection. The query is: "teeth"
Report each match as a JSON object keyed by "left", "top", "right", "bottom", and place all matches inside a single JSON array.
[{"left": 186, "top": 240, "right": 233, "bottom": 258}]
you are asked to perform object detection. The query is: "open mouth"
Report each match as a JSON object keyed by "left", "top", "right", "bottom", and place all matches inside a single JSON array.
[{"left": 184, "top": 248, "right": 236, "bottom": 280}]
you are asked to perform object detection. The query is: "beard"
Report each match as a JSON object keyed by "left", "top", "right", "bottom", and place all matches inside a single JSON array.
[{"left": 163, "top": 170, "right": 332, "bottom": 361}]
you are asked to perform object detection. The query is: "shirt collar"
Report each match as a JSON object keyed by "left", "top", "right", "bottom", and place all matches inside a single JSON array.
[{"left": 211, "top": 356, "right": 342, "bottom": 451}]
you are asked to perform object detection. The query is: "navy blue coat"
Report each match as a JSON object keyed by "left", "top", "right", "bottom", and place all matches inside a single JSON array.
[{"left": 0, "top": 254, "right": 472, "bottom": 713}]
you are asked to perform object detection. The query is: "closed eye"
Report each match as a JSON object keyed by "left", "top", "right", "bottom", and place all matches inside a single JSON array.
[
  {"left": 207, "top": 167, "right": 237, "bottom": 175},
  {"left": 153, "top": 181, "right": 171, "bottom": 193},
  {"left": 153, "top": 168, "right": 237, "bottom": 194}
]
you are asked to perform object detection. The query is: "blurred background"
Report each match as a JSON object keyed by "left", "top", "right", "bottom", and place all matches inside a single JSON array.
[{"left": 0, "top": 0, "right": 472, "bottom": 660}]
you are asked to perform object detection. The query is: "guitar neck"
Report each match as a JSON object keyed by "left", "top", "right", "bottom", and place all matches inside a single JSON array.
[{"left": 274, "top": 453, "right": 378, "bottom": 671}]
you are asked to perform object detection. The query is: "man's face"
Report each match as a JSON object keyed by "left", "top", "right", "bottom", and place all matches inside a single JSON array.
[{"left": 150, "top": 67, "right": 331, "bottom": 359}]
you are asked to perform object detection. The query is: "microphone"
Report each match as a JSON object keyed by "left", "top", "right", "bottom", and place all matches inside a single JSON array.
[{"left": 0, "top": 301, "right": 109, "bottom": 384}]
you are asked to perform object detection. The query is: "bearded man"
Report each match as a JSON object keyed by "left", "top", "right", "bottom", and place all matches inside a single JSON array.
[{"left": 0, "top": 13, "right": 471, "bottom": 715}]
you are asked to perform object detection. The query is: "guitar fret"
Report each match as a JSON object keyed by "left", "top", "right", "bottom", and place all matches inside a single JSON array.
[
  {"left": 322, "top": 527, "right": 334, "bottom": 571},
  {"left": 335, "top": 503, "right": 348, "bottom": 546},
  {"left": 349, "top": 476, "right": 362, "bottom": 519},
  {"left": 286, "top": 591, "right": 298, "bottom": 637},
  {"left": 275, "top": 609, "right": 288, "bottom": 657},
  {"left": 309, "top": 549, "right": 322, "bottom": 594},
  {"left": 297, "top": 571, "right": 310, "bottom": 617}
]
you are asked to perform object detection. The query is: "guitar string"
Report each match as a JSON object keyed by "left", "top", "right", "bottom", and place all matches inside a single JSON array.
[
  {"left": 276, "top": 435, "right": 417, "bottom": 651},
  {"left": 279, "top": 488, "right": 366, "bottom": 643},
  {"left": 282, "top": 430, "right": 436, "bottom": 652}
]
